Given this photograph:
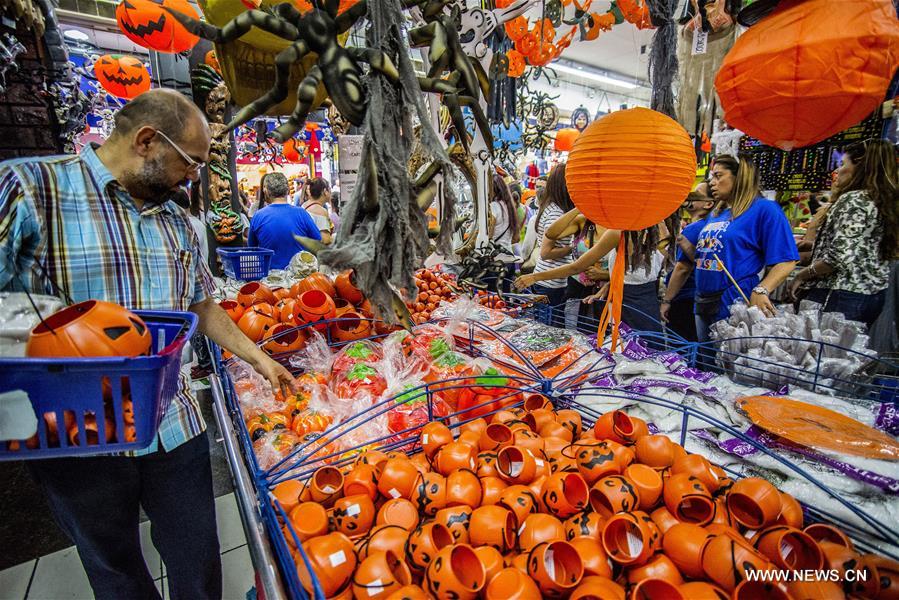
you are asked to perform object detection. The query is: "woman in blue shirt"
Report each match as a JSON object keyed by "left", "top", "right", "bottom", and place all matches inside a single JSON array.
[{"left": 669, "top": 155, "right": 799, "bottom": 343}]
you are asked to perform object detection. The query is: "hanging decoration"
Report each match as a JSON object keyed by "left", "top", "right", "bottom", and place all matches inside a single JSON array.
[
  {"left": 715, "top": 0, "right": 899, "bottom": 150},
  {"left": 646, "top": 0, "right": 679, "bottom": 118},
  {"left": 553, "top": 127, "right": 580, "bottom": 152},
  {"left": 307, "top": 0, "right": 459, "bottom": 327},
  {"left": 282, "top": 138, "right": 305, "bottom": 162},
  {"left": 115, "top": 0, "right": 199, "bottom": 53},
  {"left": 570, "top": 106, "right": 592, "bottom": 131},
  {"left": 566, "top": 107, "right": 695, "bottom": 350},
  {"left": 0, "top": 33, "right": 26, "bottom": 94},
  {"left": 93, "top": 54, "right": 151, "bottom": 99},
  {"left": 191, "top": 64, "right": 244, "bottom": 244},
  {"left": 618, "top": 0, "right": 653, "bottom": 29}
]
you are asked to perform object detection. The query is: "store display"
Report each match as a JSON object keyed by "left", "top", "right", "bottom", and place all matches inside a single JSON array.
[
  {"left": 92, "top": 54, "right": 151, "bottom": 99},
  {"left": 115, "top": 0, "right": 198, "bottom": 53}
]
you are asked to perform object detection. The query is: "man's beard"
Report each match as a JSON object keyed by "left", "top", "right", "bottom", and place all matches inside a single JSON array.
[{"left": 121, "top": 155, "right": 186, "bottom": 207}]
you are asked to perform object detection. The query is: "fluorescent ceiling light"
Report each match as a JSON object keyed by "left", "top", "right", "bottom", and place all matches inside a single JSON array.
[
  {"left": 63, "top": 29, "right": 90, "bottom": 42},
  {"left": 551, "top": 63, "right": 639, "bottom": 89}
]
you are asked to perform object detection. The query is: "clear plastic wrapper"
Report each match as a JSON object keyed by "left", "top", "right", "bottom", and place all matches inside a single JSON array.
[{"left": 0, "top": 293, "right": 65, "bottom": 357}]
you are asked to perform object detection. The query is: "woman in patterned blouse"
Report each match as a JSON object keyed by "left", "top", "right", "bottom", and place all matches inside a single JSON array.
[{"left": 790, "top": 140, "right": 899, "bottom": 326}]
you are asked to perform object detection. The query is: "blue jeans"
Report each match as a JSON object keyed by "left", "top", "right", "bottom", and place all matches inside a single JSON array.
[
  {"left": 694, "top": 312, "right": 721, "bottom": 372},
  {"left": 804, "top": 288, "right": 886, "bottom": 328},
  {"left": 532, "top": 284, "right": 567, "bottom": 327},
  {"left": 28, "top": 432, "right": 222, "bottom": 600}
]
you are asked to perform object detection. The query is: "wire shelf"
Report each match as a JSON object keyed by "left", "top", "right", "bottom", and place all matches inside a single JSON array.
[{"left": 210, "top": 314, "right": 898, "bottom": 600}]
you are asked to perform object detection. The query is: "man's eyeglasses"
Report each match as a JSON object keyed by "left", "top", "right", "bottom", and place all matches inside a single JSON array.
[{"left": 155, "top": 130, "right": 205, "bottom": 173}]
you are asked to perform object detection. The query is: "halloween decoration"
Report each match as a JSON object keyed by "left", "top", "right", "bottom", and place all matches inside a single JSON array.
[
  {"left": 565, "top": 107, "right": 694, "bottom": 349},
  {"left": 93, "top": 54, "right": 151, "bottom": 99},
  {"left": 115, "top": 0, "right": 199, "bottom": 53},
  {"left": 26, "top": 300, "right": 151, "bottom": 358},
  {"left": 191, "top": 64, "right": 244, "bottom": 244},
  {"left": 304, "top": 0, "right": 459, "bottom": 327},
  {"left": 0, "top": 33, "right": 25, "bottom": 94},
  {"left": 715, "top": 0, "right": 899, "bottom": 150},
  {"left": 165, "top": 0, "right": 448, "bottom": 141}
]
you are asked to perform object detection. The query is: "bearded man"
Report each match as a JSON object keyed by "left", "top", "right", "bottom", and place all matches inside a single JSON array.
[{"left": 0, "top": 89, "right": 295, "bottom": 600}]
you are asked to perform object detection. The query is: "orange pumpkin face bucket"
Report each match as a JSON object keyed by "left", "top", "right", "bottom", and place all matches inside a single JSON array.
[
  {"left": 238, "top": 282, "right": 277, "bottom": 308},
  {"left": 425, "top": 544, "right": 486, "bottom": 600},
  {"left": 115, "top": 0, "right": 198, "bottom": 53},
  {"left": 330, "top": 312, "right": 372, "bottom": 343},
  {"left": 26, "top": 300, "right": 152, "bottom": 358},
  {"left": 291, "top": 272, "right": 337, "bottom": 299},
  {"left": 715, "top": 0, "right": 899, "bottom": 150},
  {"left": 220, "top": 299, "right": 244, "bottom": 323},
  {"left": 295, "top": 290, "right": 337, "bottom": 331},
  {"left": 262, "top": 324, "right": 307, "bottom": 355},
  {"left": 236, "top": 303, "right": 277, "bottom": 342},
  {"left": 334, "top": 270, "right": 364, "bottom": 304},
  {"left": 93, "top": 54, "right": 152, "bottom": 100}
]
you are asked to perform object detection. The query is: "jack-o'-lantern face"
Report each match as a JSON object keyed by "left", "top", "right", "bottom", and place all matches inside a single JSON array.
[
  {"left": 115, "top": 0, "right": 198, "bottom": 53},
  {"left": 94, "top": 54, "right": 151, "bottom": 100}
]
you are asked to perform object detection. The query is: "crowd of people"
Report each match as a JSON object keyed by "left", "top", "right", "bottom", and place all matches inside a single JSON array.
[{"left": 504, "top": 142, "right": 898, "bottom": 346}]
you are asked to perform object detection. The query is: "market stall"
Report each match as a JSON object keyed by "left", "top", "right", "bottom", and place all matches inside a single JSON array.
[{"left": 2, "top": 0, "right": 899, "bottom": 598}]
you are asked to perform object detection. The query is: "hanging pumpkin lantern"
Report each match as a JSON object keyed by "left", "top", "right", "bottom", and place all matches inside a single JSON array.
[
  {"left": 617, "top": 0, "right": 654, "bottom": 30},
  {"left": 506, "top": 50, "right": 526, "bottom": 78},
  {"left": 26, "top": 300, "right": 151, "bottom": 358},
  {"left": 204, "top": 49, "right": 221, "bottom": 73},
  {"left": 282, "top": 138, "right": 301, "bottom": 162},
  {"left": 554, "top": 128, "right": 580, "bottom": 152},
  {"left": 566, "top": 107, "right": 695, "bottom": 350},
  {"left": 115, "top": 0, "right": 199, "bottom": 54},
  {"left": 715, "top": 0, "right": 899, "bottom": 150},
  {"left": 94, "top": 54, "right": 151, "bottom": 100}
]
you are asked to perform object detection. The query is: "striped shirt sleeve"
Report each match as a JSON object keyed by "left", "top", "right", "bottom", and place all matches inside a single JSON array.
[{"left": 0, "top": 165, "right": 39, "bottom": 291}]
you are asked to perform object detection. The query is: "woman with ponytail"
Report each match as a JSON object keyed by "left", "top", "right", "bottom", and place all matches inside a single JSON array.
[
  {"left": 681, "top": 154, "right": 799, "bottom": 342},
  {"left": 789, "top": 140, "right": 898, "bottom": 326}
]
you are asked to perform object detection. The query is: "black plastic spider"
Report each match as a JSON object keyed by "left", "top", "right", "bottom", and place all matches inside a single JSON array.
[
  {"left": 165, "top": 0, "right": 413, "bottom": 140},
  {"left": 407, "top": 0, "right": 494, "bottom": 153}
]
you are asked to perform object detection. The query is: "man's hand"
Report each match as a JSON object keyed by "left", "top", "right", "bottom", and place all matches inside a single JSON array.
[
  {"left": 251, "top": 354, "right": 297, "bottom": 398},
  {"left": 660, "top": 300, "right": 671, "bottom": 322},
  {"left": 750, "top": 292, "right": 776, "bottom": 317},
  {"left": 514, "top": 274, "right": 536, "bottom": 290}
]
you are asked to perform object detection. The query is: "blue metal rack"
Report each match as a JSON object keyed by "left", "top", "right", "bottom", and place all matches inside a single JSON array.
[{"left": 209, "top": 313, "right": 899, "bottom": 600}]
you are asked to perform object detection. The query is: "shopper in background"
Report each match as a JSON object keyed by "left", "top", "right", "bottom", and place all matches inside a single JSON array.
[
  {"left": 329, "top": 190, "right": 341, "bottom": 232},
  {"left": 518, "top": 164, "right": 575, "bottom": 325},
  {"left": 683, "top": 155, "right": 799, "bottom": 342},
  {"left": 661, "top": 187, "right": 716, "bottom": 341},
  {"left": 0, "top": 89, "right": 295, "bottom": 600},
  {"left": 303, "top": 177, "right": 334, "bottom": 244},
  {"left": 514, "top": 219, "right": 676, "bottom": 334},
  {"left": 790, "top": 140, "right": 899, "bottom": 326},
  {"left": 248, "top": 172, "right": 322, "bottom": 270},
  {"left": 487, "top": 173, "right": 521, "bottom": 292}
]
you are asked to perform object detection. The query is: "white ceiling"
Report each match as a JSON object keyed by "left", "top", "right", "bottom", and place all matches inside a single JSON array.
[{"left": 561, "top": 24, "right": 656, "bottom": 86}]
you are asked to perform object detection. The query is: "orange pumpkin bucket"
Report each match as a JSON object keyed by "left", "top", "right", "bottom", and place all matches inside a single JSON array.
[
  {"left": 726, "top": 477, "right": 783, "bottom": 530},
  {"left": 220, "top": 299, "right": 244, "bottom": 323},
  {"left": 352, "top": 550, "right": 411, "bottom": 599},
  {"left": 527, "top": 540, "right": 585, "bottom": 597},
  {"left": 425, "top": 544, "right": 486, "bottom": 600},
  {"left": 469, "top": 505, "right": 516, "bottom": 552},
  {"left": 331, "top": 494, "right": 376, "bottom": 539},
  {"left": 330, "top": 312, "right": 372, "bottom": 343},
  {"left": 237, "top": 281, "right": 277, "bottom": 308},
  {"left": 601, "top": 510, "right": 660, "bottom": 566},
  {"left": 406, "top": 522, "right": 454, "bottom": 572},
  {"left": 434, "top": 505, "right": 473, "bottom": 544},
  {"left": 262, "top": 324, "right": 307, "bottom": 355},
  {"left": 295, "top": 290, "right": 337, "bottom": 331},
  {"left": 541, "top": 471, "right": 589, "bottom": 519},
  {"left": 663, "top": 473, "right": 715, "bottom": 525}
]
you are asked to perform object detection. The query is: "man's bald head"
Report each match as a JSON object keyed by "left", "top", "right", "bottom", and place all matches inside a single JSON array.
[{"left": 112, "top": 88, "right": 208, "bottom": 144}]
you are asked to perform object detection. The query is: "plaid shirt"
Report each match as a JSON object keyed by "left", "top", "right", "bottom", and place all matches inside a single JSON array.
[{"left": 0, "top": 144, "right": 215, "bottom": 456}]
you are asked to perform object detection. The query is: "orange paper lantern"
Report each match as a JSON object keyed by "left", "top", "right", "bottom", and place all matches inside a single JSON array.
[
  {"left": 554, "top": 128, "right": 580, "bottom": 152},
  {"left": 566, "top": 107, "right": 695, "bottom": 351},
  {"left": 715, "top": 0, "right": 899, "bottom": 150},
  {"left": 115, "top": 0, "right": 199, "bottom": 54},
  {"left": 566, "top": 107, "right": 695, "bottom": 231}
]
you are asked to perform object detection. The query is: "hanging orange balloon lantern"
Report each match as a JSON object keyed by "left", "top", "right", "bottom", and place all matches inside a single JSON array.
[
  {"left": 554, "top": 128, "right": 580, "bottom": 152},
  {"left": 715, "top": 0, "right": 899, "bottom": 150},
  {"left": 94, "top": 54, "right": 151, "bottom": 100},
  {"left": 566, "top": 107, "right": 695, "bottom": 350},
  {"left": 115, "top": 0, "right": 199, "bottom": 54}
]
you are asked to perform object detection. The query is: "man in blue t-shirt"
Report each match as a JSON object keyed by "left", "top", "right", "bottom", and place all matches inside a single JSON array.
[{"left": 248, "top": 173, "right": 322, "bottom": 269}]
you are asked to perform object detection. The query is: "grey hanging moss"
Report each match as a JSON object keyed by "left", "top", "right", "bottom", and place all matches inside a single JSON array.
[{"left": 316, "top": 0, "right": 457, "bottom": 326}]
